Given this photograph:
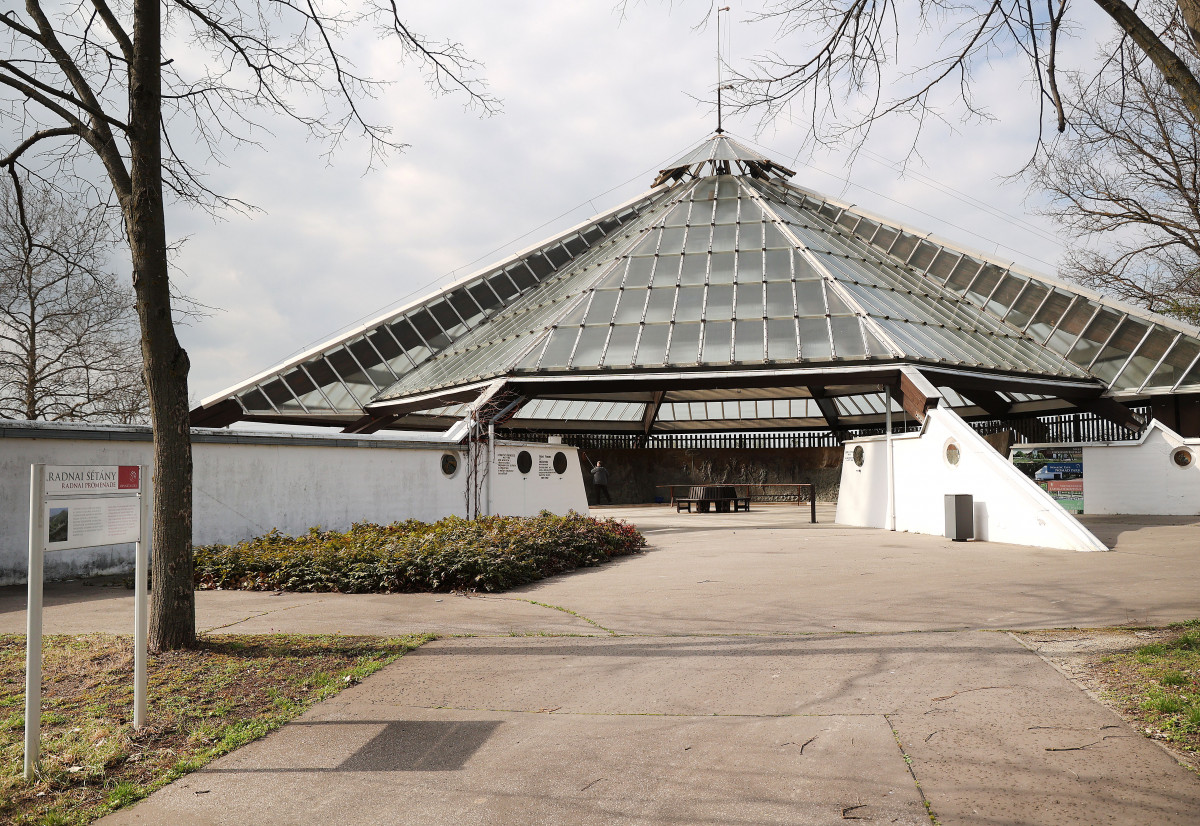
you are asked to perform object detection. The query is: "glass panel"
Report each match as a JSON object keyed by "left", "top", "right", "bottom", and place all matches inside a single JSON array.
[
  {"left": 985, "top": 274, "right": 1027, "bottom": 318},
  {"left": 965, "top": 264, "right": 1005, "bottom": 304},
  {"left": 1091, "top": 318, "right": 1148, "bottom": 384},
  {"left": 1003, "top": 281, "right": 1047, "bottom": 328},
  {"left": 1114, "top": 327, "right": 1175, "bottom": 390},
  {"left": 537, "top": 327, "right": 579, "bottom": 368},
  {"left": 602, "top": 326, "right": 639, "bottom": 367},
  {"left": 658, "top": 227, "right": 685, "bottom": 255},
  {"left": 927, "top": 250, "right": 958, "bottom": 281},
  {"left": 583, "top": 290, "right": 619, "bottom": 324},
  {"left": 664, "top": 203, "right": 690, "bottom": 226},
  {"left": 702, "top": 321, "right": 732, "bottom": 363},
  {"left": 650, "top": 256, "right": 681, "bottom": 287},
  {"left": 515, "top": 336, "right": 549, "bottom": 369},
  {"left": 684, "top": 225, "right": 712, "bottom": 253},
  {"left": 595, "top": 260, "right": 630, "bottom": 288},
  {"left": 634, "top": 324, "right": 670, "bottom": 366},
  {"left": 571, "top": 327, "right": 608, "bottom": 368},
  {"left": 945, "top": 258, "right": 981, "bottom": 292},
  {"left": 711, "top": 223, "right": 737, "bottom": 252},
  {"left": 764, "top": 249, "right": 793, "bottom": 280},
  {"left": 825, "top": 289, "right": 852, "bottom": 316},
  {"left": 736, "top": 283, "right": 764, "bottom": 319},
  {"left": 705, "top": 284, "right": 734, "bottom": 320},
  {"left": 468, "top": 281, "right": 502, "bottom": 311},
  {"left": 714, "top": 196, "right": 739, "bottom": 224},
  {"left": 1065, "top": 309, "right": 1122, "bottom": 369},
  {"left": 734, "top": 320, "right": 764, "bottom": 362},
  {"left": 709, "top": 252, "right": 737, "bottom": 283},
  {"left": 675, "top": 287, "right": 705, "bottom": 322},
  {"left": 624, "top": 256, "right": 655, "bottom": 287},
  {"left": 908, "top": 240, "right": 937, "bottom": 272},
  {"left": 798, "top": 317, "right": 832, "bottom": 359},
  {"left": 368, "top": 329, "right": 402, "bottom": 362},
  {"left": 830, "top": 317, "right": 866, "bottom": 358},
  {"left": 795, "top": 281, "right": 825, "bottom": 317},
  {"left": 667, "top": 323, "right": 701, "bottom": 364},
  {"left": 680, "top": 254, "right": 709, "bottom": 285},
  {"left": 1180, "top": 355, "right": 1200, "bottom": 388},
  {"left": 1144, "top": 339, "right": 1200, "bottom": 389},
  {"left": 762, "top": 222, "right": 790, "bottom": 249},
  {"left": 736, "top": 250, "right": 763, "bottom": 283},
  {"left": 262, "top": 379, "right": 301, "bottom": 412},
  {"left": 613, "top": 290, "right": 647, "bottom": 324},
  {"left": 1045, "top": 301, "right": 1097, "bottom": 356},
  {"left": 793, "top": 252, "right": 820, "bottom": 281},
  {"left": 1026, "top": 290, "right": 1074, "bottom": 342},
  {"left": 767, "top": 319, "right": 797, "bottom": 361},
  {"left": 766, "top": 281, "right": 796, "bottom": 317},
  {"left": 864, "top": 327, "right": 893, "bottom": 358},
  {"left": 448, "top": 291, "right": 484, "bottom": 326},
  {"left": 644, "top": 287, "right": 677, "bottom": 323}
]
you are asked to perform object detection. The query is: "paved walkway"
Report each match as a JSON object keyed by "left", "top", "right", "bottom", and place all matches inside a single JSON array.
[{"left": 2, "top": 506, "right": 1197, "bottom": 824}]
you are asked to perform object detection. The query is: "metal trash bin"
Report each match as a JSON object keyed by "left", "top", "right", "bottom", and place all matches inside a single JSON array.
[{"left": 945, "top": 494, "right": 974, "bottom": 541}]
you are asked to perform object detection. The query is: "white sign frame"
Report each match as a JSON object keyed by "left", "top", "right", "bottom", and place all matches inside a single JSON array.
[{"left": 25, "top": 464, "right": 150, "bottom": 780}]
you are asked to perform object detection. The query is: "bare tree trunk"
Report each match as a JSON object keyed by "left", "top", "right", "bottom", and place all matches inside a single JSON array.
[
  {"left": 24, "top": 264, "right": 35, "bottom": 420},
  {"left": 130, "top": 0, "right": 195, "bottom": 651},
  {"left": 1094, "top": 0, "right": 1200, "bottom": 125}
]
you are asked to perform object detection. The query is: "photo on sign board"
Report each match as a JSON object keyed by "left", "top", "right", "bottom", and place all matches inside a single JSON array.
[
  {"left": 48, "top": 508, "right": 69, "bottom": 543},
  {"left": 1010, "top": 447, "right": 1084, "bottom": 513}
]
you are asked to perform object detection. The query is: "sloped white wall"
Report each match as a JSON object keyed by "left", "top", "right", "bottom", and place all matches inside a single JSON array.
[
  {"left": 836, "top": 407, "right": 1108, "bottom": 551},
  {"left": 1023, "top": 422, "right": 1199, "bottom": 516}
]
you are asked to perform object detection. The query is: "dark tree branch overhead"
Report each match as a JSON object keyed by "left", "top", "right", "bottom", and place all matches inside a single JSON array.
[
  {"left": 716, "top": 1, "right": 1200, "bottom": 152},
  {"left": 0, "top": 0, "right": 496, "bottom": 650}
]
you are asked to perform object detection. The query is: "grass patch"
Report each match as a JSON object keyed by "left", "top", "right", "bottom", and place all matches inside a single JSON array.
[
  {"left": 1091, "top": 624, "right": 1200, "bottom": 763},
  {"left": 1, "top": 632, "right": 429, "bottom": 825},
  {"left": 194, "top": 512, "right": 646, "bottom": 593}
]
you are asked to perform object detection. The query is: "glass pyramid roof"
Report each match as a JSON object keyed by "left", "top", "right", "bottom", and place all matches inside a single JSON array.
[{"left": 194, "top": 134, "right": 1200, "bottom": 433}]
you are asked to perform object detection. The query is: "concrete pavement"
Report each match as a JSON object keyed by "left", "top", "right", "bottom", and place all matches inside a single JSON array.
[{"left": 2, "top": 505, "right": 1197, "bottom": 823}]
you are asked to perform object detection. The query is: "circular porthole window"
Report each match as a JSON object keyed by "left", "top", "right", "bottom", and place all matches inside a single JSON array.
[
  {"left": 440, "top": 453, "right": 459, "bottom": 477},
  {"left": 553, "top": 452, "right": 568, "bottom": 474},
  {"left": 516, "top": 450, "right": 533, "bottom": 474},
  {"left": 945, "top": 441, "right": 961, "bottom": 466},
  {"left": 852, "top": 445, "right": 865, "bottom": 467},
  {"left": 1172, "top": 447, "right": 1194, "bottom": 468}
]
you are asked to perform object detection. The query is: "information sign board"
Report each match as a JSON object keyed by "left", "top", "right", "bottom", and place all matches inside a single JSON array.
[{"left": 25, "top": 464, "right": 149, "bottom": 780}]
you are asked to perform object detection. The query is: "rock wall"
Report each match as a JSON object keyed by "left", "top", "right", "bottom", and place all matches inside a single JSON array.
[{"left": 577, "top": 447, "right": 844, "bottom": 505}]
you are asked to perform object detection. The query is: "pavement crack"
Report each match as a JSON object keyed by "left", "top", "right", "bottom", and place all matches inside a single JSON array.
[
  {"left": 579, "top": 778, "right": 604, "bottom": 792},
  {"left": 884, "top": 713, "right": 941, "bottom": 826},
  {"left": 841, "top": 803, "right": 867, "bottom": 819},
  {"left": 201, "top": 598, "right": 326, "bottom": 632},
  {"left": 520, "top": 600, "right": 617, "bottom": 635},
  {"left": 929, "top": 685, "right": 1011, "bottom": 703}
]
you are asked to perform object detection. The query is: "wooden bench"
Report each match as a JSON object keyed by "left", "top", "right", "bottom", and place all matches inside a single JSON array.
[{"left": 675, "top": 485, "right": 751, "bottom": 513}]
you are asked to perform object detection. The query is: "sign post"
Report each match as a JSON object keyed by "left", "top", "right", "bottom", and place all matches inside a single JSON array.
[{"left": 24, "top": 464, "right": 148, "bottom": 780}]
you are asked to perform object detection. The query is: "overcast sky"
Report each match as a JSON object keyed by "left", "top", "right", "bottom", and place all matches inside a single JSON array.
[{"left": 170, "top": 1, "right": 1117, "bottom": 405}]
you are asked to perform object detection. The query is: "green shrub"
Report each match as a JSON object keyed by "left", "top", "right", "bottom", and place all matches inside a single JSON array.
[{"left": 194, "top": 512, "right": 646, "bottom": 594}]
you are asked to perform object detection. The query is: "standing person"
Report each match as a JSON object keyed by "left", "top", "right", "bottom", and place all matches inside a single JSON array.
[{"left": 590, "top": 460, "right": 613, "bottom": 505}]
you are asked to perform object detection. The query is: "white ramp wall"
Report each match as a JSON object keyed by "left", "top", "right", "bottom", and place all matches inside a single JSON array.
[
  {"left": 1, "top": 422, "right": 588, "bottom": 584},
  {"left": 836, "top": 407, "right": 1107, "bottom": 552}
]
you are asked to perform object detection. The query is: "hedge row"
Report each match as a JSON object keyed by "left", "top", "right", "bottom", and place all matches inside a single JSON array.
[{"left": 193, "top": 511, "right": 646, "bottom": 594}]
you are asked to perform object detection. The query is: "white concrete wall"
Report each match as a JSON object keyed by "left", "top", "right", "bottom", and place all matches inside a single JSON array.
[
  {"left": 489, "top": 442, "right": 589, "bottom": 517},
  {"left": 0, "top": 422, "right": 587, "bottom": 584},
  {"left": 836, "top": 407, "right": 1107, "bottom": 552},
  {"left": 1017, "top": 422, "right": 1200, "bottom": 516}
]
